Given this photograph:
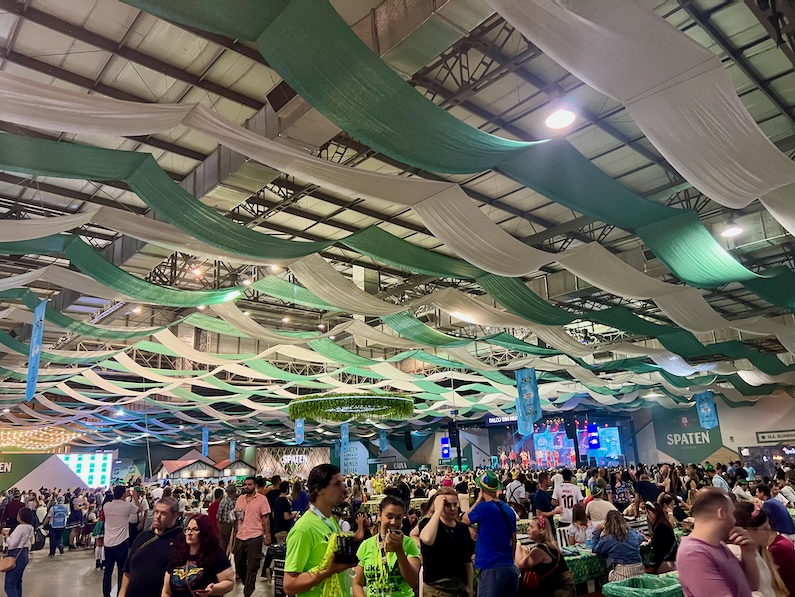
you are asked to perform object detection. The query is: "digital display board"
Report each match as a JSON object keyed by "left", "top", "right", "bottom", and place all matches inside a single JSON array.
[{"left": 59, "top": 452, "right": 112, "bottom": 488}]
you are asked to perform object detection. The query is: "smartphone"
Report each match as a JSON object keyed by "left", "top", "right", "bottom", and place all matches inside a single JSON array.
[{"left": 388, "top": 528, "right": 403, "bottom": 536}]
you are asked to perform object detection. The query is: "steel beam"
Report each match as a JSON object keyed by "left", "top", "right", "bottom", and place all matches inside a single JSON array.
[
  {"left": 0, "top": 0, "right": 264, "bottom": 110},
  {"left": 680, "top": 0, "right": 795, "bottom": 128}
]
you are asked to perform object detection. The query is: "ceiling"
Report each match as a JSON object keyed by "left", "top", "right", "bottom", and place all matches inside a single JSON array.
[{"left": 0, "top": 0, "right": 793, "bottom": 450}]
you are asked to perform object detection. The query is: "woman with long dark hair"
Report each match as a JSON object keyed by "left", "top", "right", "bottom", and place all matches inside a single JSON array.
[
  {"left": 610, "top": 471, "right": 631, "bottom": 514},
  {"left": 643, "top": 501, "right": 677, "bottom": 573},
  {"left": 162, "top": 514, "right": 234, "bottom": 597}
]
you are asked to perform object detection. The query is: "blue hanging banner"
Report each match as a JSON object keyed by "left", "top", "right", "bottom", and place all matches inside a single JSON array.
[
  {"left": 515, "top": 368, "right": 541, "bottom": 436},
  {"left": 379, "top": 429, "right": 388, "bottom": 452},
  {"left": 25, "top": 299, "right": 47, "bottom": 402},
  {"left": 201, "top": 427, "right": 209, "bottom": 457},
  {"left": 341, "top": 422, "right": 349, "bottom": 454},
  {"left": 229, "top": 440, "right": 236, "bottom": 462},
  {"left": 295, "top": 418, "right": 305, "bottom": 445},
  {"left": 334, "top": 439, "right": 341, "bottom": 458},
  {"left": 695, "top": 390, "right": 719, "bottom": 430}
]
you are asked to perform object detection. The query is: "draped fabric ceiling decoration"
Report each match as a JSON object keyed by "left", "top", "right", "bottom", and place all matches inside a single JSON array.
[{"left": 0, "top": 0, "right": 792, "bottom": 448}]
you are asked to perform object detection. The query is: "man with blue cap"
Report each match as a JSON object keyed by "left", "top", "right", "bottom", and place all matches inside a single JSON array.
[{"left": 463, "top": 470, "right": 519, "bottom": 597}]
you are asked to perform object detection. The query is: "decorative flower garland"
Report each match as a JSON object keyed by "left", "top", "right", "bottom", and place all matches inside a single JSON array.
[{"left": 288, "top": 392, "right": 414, "bottom": 422}]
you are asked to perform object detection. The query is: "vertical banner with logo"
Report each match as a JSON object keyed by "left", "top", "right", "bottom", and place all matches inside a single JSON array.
[
  {"left": 25, "top": 299, "right": 47, "bottom": 402},
  {"left": 229, "top": 441, "right": 236, "bottom": 462},
  {"left": 201, "top": 427, "right": 209, "bottom": 457},
  {"left": 295, "top": 418, "right": 305, "bottom": 445},
  {"left": 695, "top": 391, "right": 718, "bottom": 430},
  {"left": 341, "top": 422, "right": 349, "bottom": 454},
  {"left": 515, "top": 368, "right": 541, "bottom": 436},
  {"left": 379, "top": 429, "right": 388, "bottom": 452}
]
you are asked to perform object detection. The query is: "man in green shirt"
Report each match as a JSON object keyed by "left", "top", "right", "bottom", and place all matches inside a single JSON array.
[{"left": 284, "top": 464, "right": 358, "bottom": 597}]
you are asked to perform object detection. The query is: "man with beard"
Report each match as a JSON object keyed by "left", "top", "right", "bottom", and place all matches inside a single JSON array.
[
  {"left": 119, "top": 497, "right": 183, "bottom": 597},
  {"left": 230, "top": 476, "right": 271, "bottom": 597},
  {"left": 284, "top": 464, "right": 359, "bottom": 597}
]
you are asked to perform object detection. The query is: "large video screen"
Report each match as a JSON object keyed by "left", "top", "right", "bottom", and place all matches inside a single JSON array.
[
  {"left": 529, "top": 427, "right": 623, "bottom": 468},
  {"left": 59, "top": 453, "right": 112, "bottom": 488}
]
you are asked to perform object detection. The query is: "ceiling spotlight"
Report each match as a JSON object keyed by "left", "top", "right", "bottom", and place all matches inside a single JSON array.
[
  {"left": 115, "top": 409, "right": 124, "bottom": 417},
  {"left": 132, "top": 306, "right": 142, "bottom": 314},
  {"left": 720, "top": 219, "right": 744, "bottom": 238},
  {"left": 196, "top": 305, "right": 206, "bottom": 311},
  {"left": 192, "top": 267, "right": 203, "bottom": 277},
  {"left": 545, "top": 102, "right": 576, "bottom": 130},
  {"left": 329, "top": 335, "right": 335, "bottom": 340},
  {"left": 318, "top": 323, "right": 326, "bottom": 330},
  {"left": 282, "top": 317, "right": 290, "bottom": 323},
  {"left": 243, "top": 311, "right": 250, "bottom": 316},
  {"left": 2, "top": 408, "right": 9, "bottom": 414},
  {"left": 239, "top": 274, "right": 252, "bottom": 286},
  {"left": 269, "top": 265, "right": 281, "bottom": 273}
]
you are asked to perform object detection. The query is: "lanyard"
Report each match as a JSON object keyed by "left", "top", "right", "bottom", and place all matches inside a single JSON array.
[
  {"left": 376, "top": 534, "right": 396, "bottom": 588},
  {"left": 309, "top": 504, "right": 339, "bottom": 534}
]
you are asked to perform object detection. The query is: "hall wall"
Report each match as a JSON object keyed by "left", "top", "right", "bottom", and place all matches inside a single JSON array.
[{"left": 633, "top": 393, "right": 794, "bottom": 465}]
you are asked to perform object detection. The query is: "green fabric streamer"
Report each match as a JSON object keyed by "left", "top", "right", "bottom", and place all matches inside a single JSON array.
[
  {"left": 119, "top": 0, "right": 795, "bottom": 310},
  {"left": 381, "top": 312, "right": 471, "bottom": 347},
  {"left": 477, "top": 275, "right": 577, "bottom": 326}
]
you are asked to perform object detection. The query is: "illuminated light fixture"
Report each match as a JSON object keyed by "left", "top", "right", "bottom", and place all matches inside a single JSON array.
[
  {"left": 239, "top": 274, "right": 252, "bottom": 286},
  {"left": 242, "top": 311, "right": 250, "bottom": 316},
  {"left": 329, "top": 335, "right": 335, "bottom": 340},
  {"left": 192, "top": 267, "right": 203, "bottom": 277},
  {"left": 132, "top": 306, "right": 142, "bottom": 314},
  {"left": 545, "top": 101, "right": 576, "bottom": 130},
  {"left": 449, "top": 311, "right": 477, "bottom": 324},
  {"left": 269, "top": 265, "right": 281, "bottom": 272},
  {"left": 2, "top": 408, "right": 9, "bottom": 413},
  {"left": 318, "top": 323, "right": 326, "bottom": 330},
  {"left": 115, "top": 409, "right": 124, "bottom": 417},
  {"left": 282, "top": 317, "right": 290, "bottom": 323},
  {"left": 720, "top": 219, "right": 744, "bottom": 238},
  {"left": 197, "top": 305, "right": 206, "bottom": 311}
]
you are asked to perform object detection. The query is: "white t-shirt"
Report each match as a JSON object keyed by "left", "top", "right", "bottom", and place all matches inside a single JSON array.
[
  {"left": 505, "top": 480, "right": 526, "bottom": 503},
  {"left": 585, "top": 499, "right": 617, "bottom": 522},
  {"left": 773, "top": 493, "right": 789, "bottom": 506},
  {"left": 151, "top": 487, "right": 164, "bottom": 500},
  {"left": 128, "top": 495, "right": 149, "bottom": 524},
  {"left": 102, "top": 500, "right": 138, "bottom": 547},
  {"left": 552, "top": 483, "right": 584, "bottom": 523},
  {"left": 551, "top": 473, "right": 564, "bottom": 490}
]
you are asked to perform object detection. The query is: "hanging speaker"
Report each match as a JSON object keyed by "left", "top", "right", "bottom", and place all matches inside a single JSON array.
[
  {"left": 447, "top": 420, "right": 460, "bottom": 448},
  {"left": 564, "top": 417, "right": 576, "bottom": 440},
  {"left": 404, "top": 430, "right": 413, "bottom": 451}
]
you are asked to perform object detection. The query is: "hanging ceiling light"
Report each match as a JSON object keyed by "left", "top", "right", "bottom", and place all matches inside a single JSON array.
[
  {"left": 239, "top": 274, "right": 252, "bottom": 286},
  {"left": 196, "top": 305, "right": 206, "bottom": 311},
  {"left": 192, "top": 267, "right": 203, "bottom": 277},
  {"left": 720, "top": 219, "right": 744, "bottom": 238},
  {"left": 132, "top": 306, "right": 142, "bottom": 314},
  {"left": 545, "top": 100, "right": 577, "bottom": 130}
]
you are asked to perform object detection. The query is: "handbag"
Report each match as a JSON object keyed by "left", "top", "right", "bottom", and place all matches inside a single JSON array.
[
  {"left": 0, "top": 555, "right": 16, "bottom": 573},
  {"left": 520, "top": 545, "right": 559, "bottom": 590}
]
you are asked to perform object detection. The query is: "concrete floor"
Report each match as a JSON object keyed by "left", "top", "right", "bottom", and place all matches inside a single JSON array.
[{"left": 22, "top": 547, "right": 276, "bottom": 596}]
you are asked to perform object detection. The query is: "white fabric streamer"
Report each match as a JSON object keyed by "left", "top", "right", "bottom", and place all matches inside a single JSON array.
[{"left": 485, "top": 0, "right": 795, "bottom": 234}]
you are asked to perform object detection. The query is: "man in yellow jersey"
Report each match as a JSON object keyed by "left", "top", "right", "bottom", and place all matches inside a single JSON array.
[{"left": 283, "top": 464, "right": 358, "bottom": 597}]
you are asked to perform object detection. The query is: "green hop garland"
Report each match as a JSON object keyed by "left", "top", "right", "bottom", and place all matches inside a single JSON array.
[{"left": 288, "top": 392, "right": 414, "bottom": 422}]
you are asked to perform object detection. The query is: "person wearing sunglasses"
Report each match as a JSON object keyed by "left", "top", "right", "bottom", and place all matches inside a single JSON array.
[{"left": 162, "top": 514, "right": 234, "bottom": 597}]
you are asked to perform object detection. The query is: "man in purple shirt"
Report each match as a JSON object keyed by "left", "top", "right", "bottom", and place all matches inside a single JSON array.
[{"left": 676, "top": 487, "right": 760, "bottom": 597}]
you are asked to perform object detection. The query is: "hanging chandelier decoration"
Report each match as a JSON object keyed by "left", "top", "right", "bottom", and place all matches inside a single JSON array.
[{"left": 288, "top": 392, "right": 414, "bottom": 422}]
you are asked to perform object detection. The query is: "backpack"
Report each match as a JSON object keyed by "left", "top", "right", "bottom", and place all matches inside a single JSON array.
[
  {"left": 31, "top": 528, "right": 46, "bottom": 551},
  {"left": 52, "top": 505, "right": 68, "bottom": 528}
]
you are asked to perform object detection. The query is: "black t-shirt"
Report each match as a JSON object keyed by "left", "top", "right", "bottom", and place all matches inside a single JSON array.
[
  {"left": 635, "top": 481, "right": 660, "bottom": 503},
  {"left": 273, "top": 496, "right": 293, "bottom": 534},
  {"left": 455, "top": 481, "right": 468, "bottom": 494},
  {"left": 168, "top": 546, "right": 231, "bottom": 597},
  {"left": 124, "top": 527, "right": 185, "bottom": 597},
  {"left": 418, "top": 518, "right": 475, "bottom": 584},
  {"left": 398, "top": 482, "right": 411, "bottom": 503}
]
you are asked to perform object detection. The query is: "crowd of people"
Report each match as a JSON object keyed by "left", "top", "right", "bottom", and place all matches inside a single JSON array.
[{"left": 0, "top": 458, "right": 792, "bottom": 597}]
